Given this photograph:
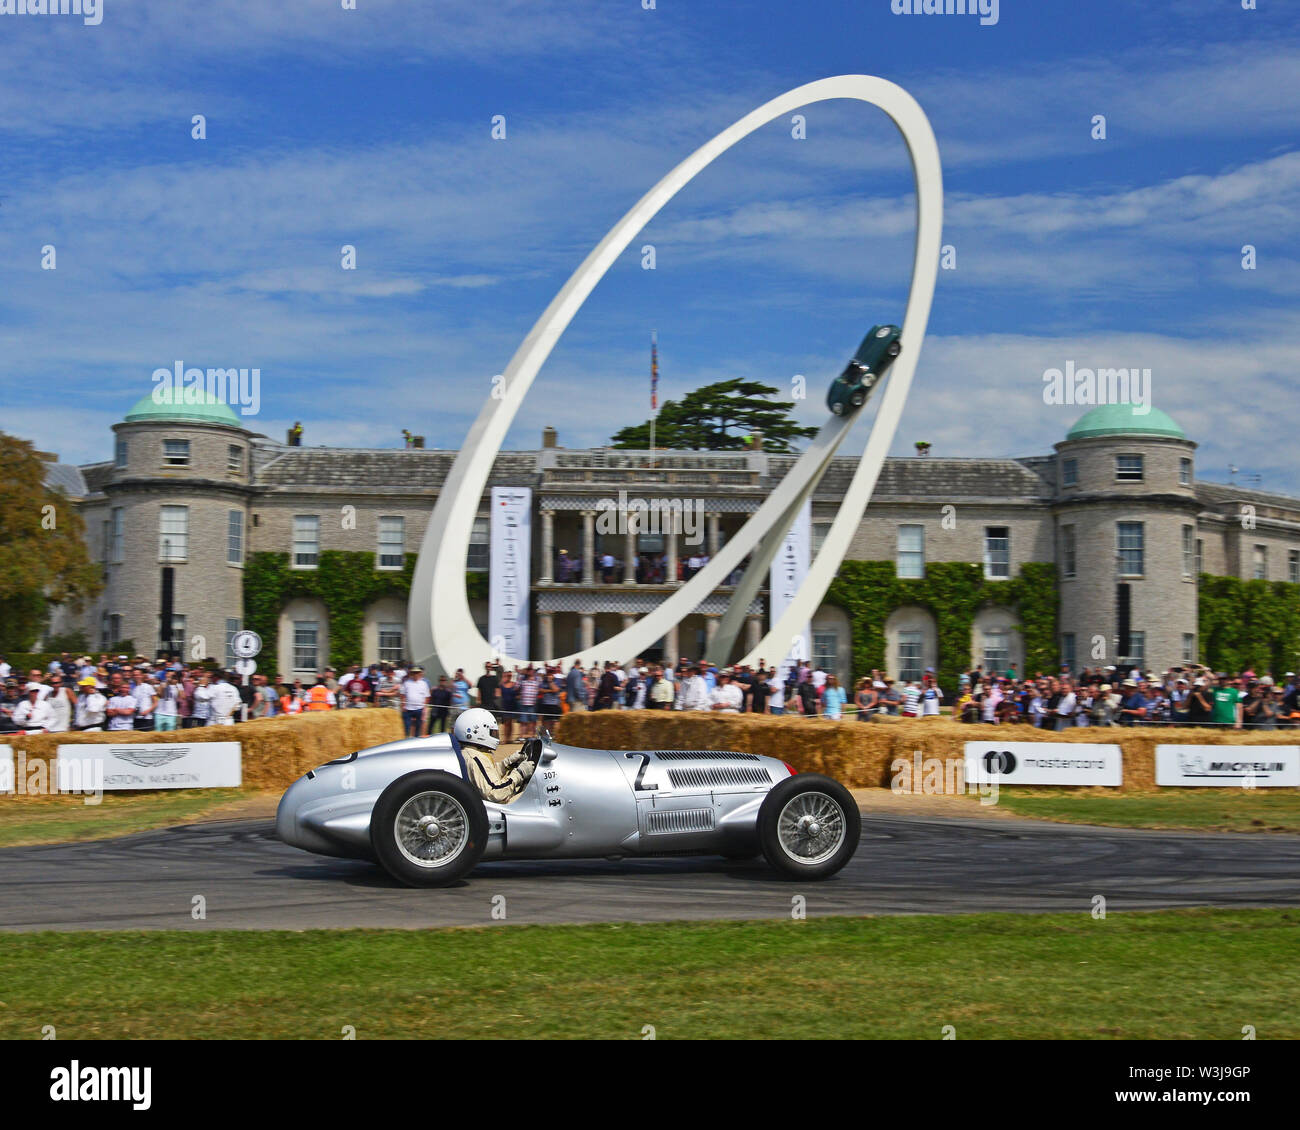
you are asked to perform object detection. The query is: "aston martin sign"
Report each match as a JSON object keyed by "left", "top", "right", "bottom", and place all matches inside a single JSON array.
[{"left": 57, "top": 742, "right": 242, "bottom": 791}]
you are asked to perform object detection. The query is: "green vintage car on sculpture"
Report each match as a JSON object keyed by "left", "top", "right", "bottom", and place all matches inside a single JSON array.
[{"left": 826, "top": 324, "right": 903, "bottom": 415}]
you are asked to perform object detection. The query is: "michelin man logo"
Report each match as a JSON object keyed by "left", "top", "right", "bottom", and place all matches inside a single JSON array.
[{"left": 409, "top": 75, "right": 943, "bottom": 676}]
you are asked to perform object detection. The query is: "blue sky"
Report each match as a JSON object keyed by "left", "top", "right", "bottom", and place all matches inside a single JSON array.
[{"left": 2, "top": 0, "right": 1297, "bottom": 490}]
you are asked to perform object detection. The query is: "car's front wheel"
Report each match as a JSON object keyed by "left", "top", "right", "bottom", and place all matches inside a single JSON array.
[
  {"left": 757, "top": 774, "right": 860, "bottom": 880},
  {"left": 370, "top": 770, "right": 488, "bottom": 887}
]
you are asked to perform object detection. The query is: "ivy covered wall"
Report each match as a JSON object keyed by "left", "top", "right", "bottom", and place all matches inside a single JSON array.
[
  {"left": 243, "top": 551, "right": 489, "bottom": 670},
  {"left": 1198, "top": 574, "right": 1300, "bottom": 674},
  {"left": 824, "top": 560, "right": 1059, "bottom": 689}
]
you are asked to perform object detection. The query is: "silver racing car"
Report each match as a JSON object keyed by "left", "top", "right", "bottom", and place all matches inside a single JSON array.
[{"left": 276, "top": 725, "right": 861, "bottom": 887}]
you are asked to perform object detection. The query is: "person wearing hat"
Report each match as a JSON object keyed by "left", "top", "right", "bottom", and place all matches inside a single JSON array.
[
  {"left": 400, "top": 666, "right": 431, "bottom": 737},
  {"left": 75, "top": 676, "right": 108, "bottom": 731},
  {"left": 13, "top": 684, "right": 55, "bottom": 732},
  {"left": 1116, "top": 679, "right": 1147, "bottom": 726}
]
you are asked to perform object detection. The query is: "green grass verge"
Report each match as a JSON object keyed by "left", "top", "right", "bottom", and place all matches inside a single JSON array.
[
  {"left": 1, "top": 909, "right": 1295, "bottom": 1039},
  {"left": 983, "top": 789, "right": 1300, "bottom": 833},
  {"left": 0, "top": 790, "right": 257, "bottom": 848}
]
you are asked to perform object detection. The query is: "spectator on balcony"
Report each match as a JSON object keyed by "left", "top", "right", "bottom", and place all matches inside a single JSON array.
[
  {"left": 556, "top": 549, "right": 576, "bottom": 583},
  {"left": 600, "top": 550, "right": 617, "bottom": 583}
]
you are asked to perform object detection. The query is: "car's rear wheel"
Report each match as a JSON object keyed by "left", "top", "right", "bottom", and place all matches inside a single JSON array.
[
  {"left": 849, "top": 389, "right": 866, "bottom": 408},
  {"left": 886, "top": 341, "right": 901, "bottom": 357},
  {"left": 757, "top": 774, "right": 860, "bottom": 880},
  {"left": 370, "top": 770, "right": 487, "bottom": 887}
]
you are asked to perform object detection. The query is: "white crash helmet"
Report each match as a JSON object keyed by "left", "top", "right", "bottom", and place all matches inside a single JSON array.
[{"left": 453, "top": 707, "right": 500, "bottom": 753}]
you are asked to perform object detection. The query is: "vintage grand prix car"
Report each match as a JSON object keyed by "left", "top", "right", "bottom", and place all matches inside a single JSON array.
[
  {"left": 826, "top": 323, "right": 903, "bottom": 416},
  {"left": 276, "top": 730, "right": 861, "bottom": 887}
]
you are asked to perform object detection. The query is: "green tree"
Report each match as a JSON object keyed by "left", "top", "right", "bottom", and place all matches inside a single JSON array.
[
  {"left": 610, "top": 378, "right": 817, "bottom": 453},
  {"left": 0, "top": 432, "right": 102, "bottom": 652}
]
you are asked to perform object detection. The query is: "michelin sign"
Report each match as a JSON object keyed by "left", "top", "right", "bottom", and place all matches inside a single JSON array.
[{"left": 1156, "top": 745, "right": 1300, "bottom": 788}]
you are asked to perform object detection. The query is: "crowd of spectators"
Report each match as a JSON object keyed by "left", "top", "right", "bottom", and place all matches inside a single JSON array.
[
  {"left": 952, "top": 663, "right": 1300, "bottom": 728},
  {"left": 8, "top": 650, "right": 1293, "bottom": 737},
  {"left": 553, "top": 548, "right": 747, "bottom": 586}
]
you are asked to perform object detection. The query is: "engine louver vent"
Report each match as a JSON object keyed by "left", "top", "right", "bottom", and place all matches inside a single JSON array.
[
  {"left": 667, "top": 767, "right": 771, "bottom": 789},
  {"left": 646, "top": 807, "right": 716, "bottom": 834},
  {"left": 651, "top": 750, "right": 760, "bottom": 762}
]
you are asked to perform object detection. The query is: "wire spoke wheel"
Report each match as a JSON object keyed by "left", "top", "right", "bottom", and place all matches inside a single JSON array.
[
  {"left": 394, "top": 791, "right": 469, "bottom": 868},
  {"left": 775, "top": 790, "right": 846, "bottom": 865}
]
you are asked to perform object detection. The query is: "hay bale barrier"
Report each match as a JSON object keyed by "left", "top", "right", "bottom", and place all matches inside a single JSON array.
[
  {"left": 5, "top": 710, "right": 404, "bottom": 801},
  {"left": 552, "top": 713, "right": 1300, "bottom": 792}
]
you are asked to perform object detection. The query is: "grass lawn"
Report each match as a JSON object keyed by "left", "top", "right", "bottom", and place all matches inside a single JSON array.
[
  {"left": 981, "top": 788, "right": 1300, "bottom": 833},
  {"left": 1, "top": 908, "right": 1295, "bottom": 1039},
  {"left": 0, "top": 790, "right": 264, "bottom": 848}
]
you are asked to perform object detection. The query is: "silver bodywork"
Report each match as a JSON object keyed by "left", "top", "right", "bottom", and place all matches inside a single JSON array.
[{"left": 276, "top": 733, "right": 795, "bottom": 863}]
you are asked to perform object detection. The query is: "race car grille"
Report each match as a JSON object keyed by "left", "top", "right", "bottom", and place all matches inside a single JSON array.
[
  {"left": 651, "top": 750, "right": 760, "bottom": 762},
  {"left": 646, "top": 807, "right": 716, "bottom": 834},
  {"left": 667, "top": 767, "right": 771, "bottom": 789}
]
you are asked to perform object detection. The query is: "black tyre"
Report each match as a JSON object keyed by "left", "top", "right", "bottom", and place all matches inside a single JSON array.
[
  {"left": 886, "top": 341, "right": 901, "bottom": 357},
  {"left": 757, "top": 774, "right": 860, "bottom": 880},
  {"left": 369, "top": 770, "right": 488, "bottom": 887},
  {"left": 849, "top": 389, "right": 866, "bottom": 408}
]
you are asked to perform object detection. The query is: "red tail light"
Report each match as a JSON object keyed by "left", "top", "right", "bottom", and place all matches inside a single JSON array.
[{"left": 783, "top": 762, "right": 797, "bottom": 776}]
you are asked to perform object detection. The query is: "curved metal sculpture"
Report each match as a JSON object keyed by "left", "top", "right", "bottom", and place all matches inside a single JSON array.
[{"left": 409, "top": 74, "right": 943, "bottom": 675}]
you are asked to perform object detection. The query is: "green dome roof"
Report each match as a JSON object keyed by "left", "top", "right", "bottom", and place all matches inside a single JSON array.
[
  {"left": 1066, "top": 404, "right": 1185, "bottom": 441},
  {"left": 125, "top": 390, "right": 242, "bottom": 428}
]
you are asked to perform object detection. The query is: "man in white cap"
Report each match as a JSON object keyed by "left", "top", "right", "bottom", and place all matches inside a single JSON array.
[{"left": 75, "top": 676, "right": 108, "bottom": 731}]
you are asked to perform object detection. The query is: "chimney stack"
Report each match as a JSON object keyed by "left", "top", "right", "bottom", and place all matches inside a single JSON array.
[{"left": 542, "top": 425, "right": 558, "bottom": 449}]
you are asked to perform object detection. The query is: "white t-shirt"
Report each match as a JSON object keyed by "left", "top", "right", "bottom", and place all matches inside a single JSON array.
[
  {"left": 14, "top": 698, "right": 55, "bottom": 730},
  {"left": 401, "top": 678, "right": 431, "bottom": 710},
  {"left": 133, "top": 683, "right": 157, "bottom": 715},
  {"left": 811, "top": 669, "right": 828, "bottom": 690},
  {"left": 901, "top": 684, "right": 922, "bottom": 716},
  {"left": 76, "top": 692, "right": 108, "bottom": 728},
  {"left": 921, "top": 684, "right": 944, "bottom": 716},
  {"left": 210, "top": 681, "right": 242, "bottom": 725},
  {"left": 107, "top": 695, "right": 137, "bottom": 730},
  {"left": 710, "top": 684, "right": 743, "bottom": 713}
]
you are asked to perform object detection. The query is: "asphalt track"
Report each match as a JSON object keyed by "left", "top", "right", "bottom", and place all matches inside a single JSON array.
[{"left": 2, "top": 811, "right": 1299, "bottom": 931}]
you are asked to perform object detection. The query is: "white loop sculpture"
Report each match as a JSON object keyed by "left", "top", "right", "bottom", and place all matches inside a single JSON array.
[{"left": 409, "top": 75, "right": 943, "bottom": 676}]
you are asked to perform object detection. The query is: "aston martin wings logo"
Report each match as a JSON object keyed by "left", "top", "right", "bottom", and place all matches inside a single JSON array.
[{"left": 112, "top": 748, "right": 189, "bottom": 768}]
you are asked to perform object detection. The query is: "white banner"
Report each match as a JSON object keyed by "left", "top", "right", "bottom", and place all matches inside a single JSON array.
[
  {"left": 489, "top": 486, "right": 531, "bottom": 660},
  {"left": 769, "top": 499, "right": 812, "bottom": 672},
  {"left": 0, "top": 744, "right": 12, "bottom": 794},
  {"left": 57, "top": 742, "right": 242, "bottom": 791},
  {"left": 1156, "top": 745, "right": 1300, "bottom": 787},
  {"left": 964, "top": 742, "right": 1123, "bottom": 786}
]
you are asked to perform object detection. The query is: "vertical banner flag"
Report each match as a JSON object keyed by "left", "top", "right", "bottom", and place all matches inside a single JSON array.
[
  {"left": 489, "top": 487, "right": 532, "bottom": 659},
  {"left": 769, "top": 500, "right": 813, "bottom": 672}
]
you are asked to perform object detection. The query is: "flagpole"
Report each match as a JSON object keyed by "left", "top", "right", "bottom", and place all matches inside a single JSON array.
[{"left": 650, "top": 329, "right": 658, "bottom": 470}]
